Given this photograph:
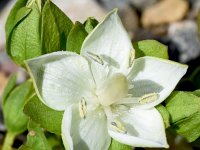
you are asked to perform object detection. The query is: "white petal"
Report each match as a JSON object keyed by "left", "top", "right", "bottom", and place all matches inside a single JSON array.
[
  {"left": 81, "top": 9, "right": 134, "bottom": 72},
  {"left": 62, "top": 105, "right": 111, "bottom": 150},
  {"left": 127, "top": 56, "right": 188, "bottom": 109},
  {"left": 25, "top": 51, "right": 95, "bottom": 111},
  {"left": 108, "top": 107, "right": 169, "bottom": 148}
]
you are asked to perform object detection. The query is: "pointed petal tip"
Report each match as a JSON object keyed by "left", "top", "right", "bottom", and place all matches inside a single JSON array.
[
  {"left": 164, "top": 143, "right": 170, "bottom": 149},
  {"left": 106, "top": 8, "right": 119, "bottom": 19},
  {"left": 110, "top": 8, "right": 118, "bottom": 14}
]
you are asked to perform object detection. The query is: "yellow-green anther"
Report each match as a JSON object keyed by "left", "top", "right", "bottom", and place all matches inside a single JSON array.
[
  {"left": 79, "top": 98, "right": 87, "bottom": 119},
  {"left": 110, "top": 119, "right": 127, "bottom": 134},
  {"left": 139, "top": 93, "right": 158, "bottom": 104},
  {"left": 86, "top": 51, "right": 104, "bottom": 65},
  {"left": 129, "top": 49, "right": 135, "bottom": 67}
]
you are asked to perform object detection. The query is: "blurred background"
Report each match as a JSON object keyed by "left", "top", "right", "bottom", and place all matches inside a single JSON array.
[{"left": 0, "top": 0, "right": 200, "bottom": 149}]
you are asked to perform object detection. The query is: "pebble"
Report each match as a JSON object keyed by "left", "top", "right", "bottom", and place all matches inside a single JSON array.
[
  {"left": 98, "top": 0, "right": 157, "bottom": 11},
  {"left": 168, "top": 20, "right": 200, "bottom": 63},
  {"left": 82, "top": 1, "right": 139, "bottom": 39},
  {"left": 141, "top": 0, "right": 189, "bottom": 27},
  {"left": 96, "top": 0, "right": 129, "bottom": 9},
  {"left": 0, "top": 72, "right": 8, "bottom": 97},
  {"left": 129, "top": 0, "right": 157, "bottom": 10},
  {"left": 117, "top": 5, "right": 139, "bottom": 39}
]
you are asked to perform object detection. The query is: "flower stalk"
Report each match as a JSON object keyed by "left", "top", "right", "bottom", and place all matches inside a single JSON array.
[{"left": 2, "top": 132, "right": 15, "bottom": 150}]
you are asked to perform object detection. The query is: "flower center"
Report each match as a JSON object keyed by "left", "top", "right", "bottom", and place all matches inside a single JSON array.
[{"left": 96, "top": 73, "right": 128, "bottom": 106}]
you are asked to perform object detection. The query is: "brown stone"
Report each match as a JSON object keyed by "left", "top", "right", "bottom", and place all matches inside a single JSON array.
[
  {"left": 0, "top": 72, "right": 8, "bottom": 97},
  {"left": 141, "top": 0, "right": 189, "bottom": 27}
]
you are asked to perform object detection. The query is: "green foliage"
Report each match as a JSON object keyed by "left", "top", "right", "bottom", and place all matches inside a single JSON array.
[
  {"left": 156, "top": 104, "right": 170, "bottom": 128},
  {"left": 41, "top": 0, "right": 73, "bottom": 53},
  {"left": 6, "top": 0, "right": 73, "bottom": 66},
  {"left": 18, "top": 145, "right": 32, "bottom": 150},
  {"left": 46, "top": 133, "right": 65, "bottom": 150},
  {"left": 24, "top": 95, "right": 63, "bottom": 135},
  {"left": 190, "top": 66, "right": 200, "bottom": 89},
  {"left": 133, "top": 40, "right": 169, "bottom": 59},
  {"left": 5, "top": 0, "right": 200, "bottom": 148},
  {"left": 5, "top": 0, "right": 28, "bottom": 39},
  {"left": 20, "top": 120, "right": 51, "bottom": 150},
  {"left": 109, "top": 140, "right": 132, "bottom": 150},
  {"left": 193, "top": 89, "right": 200, "bottom": 97},
  {"left": 2, "top": 74, "right": 17, "bottom": 104},
  {"left": 66, "top": 21, "right": 88, "bottom": 53},
  {"left": 166, "top": 92, "right": 200, "bottom": 142},
  {"left": 6, "top": 1, "right": 41, "bottom": 65},
  {"left": 66, "top": 18, "right": 99, "bottom": 53},
  {"left": 2, "top": 80, "right": 33, "bottom": 135},
  {"left": 84, "top": 17, "right": 99, "bottom": 33}
]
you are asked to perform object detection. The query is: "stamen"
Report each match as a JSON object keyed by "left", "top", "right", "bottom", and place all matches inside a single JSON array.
[
  {"left": 110, "top": 119, "right": 127, "bottom": 134},
  {"left": 86, "top": 51, "right": 104, "bottom": 65},
  {"left": 139, "top": 93, "right": 158, "bottom": 104},
  {"left": 129, "top": 49, "right": 135, "bottom": 67},
  {"left": 79, "top": 97, "right": 87, "bottom": 119}
]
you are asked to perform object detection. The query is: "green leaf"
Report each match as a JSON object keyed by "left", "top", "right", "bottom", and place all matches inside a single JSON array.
[
  {"left": 5, "top": 0, "right": 28, "bottom": 40},
  {"left": 41, "top": 0, "right": 73, "bottom": 53},
  {"left": 12, "top": 7, "right": 32, "bottom": 31},
  {"left": 3, "top": 80, "right": 33, "bottom": 135},
  {"left": 156, "top": 104, "right": 170, "bottom": 128},
  {"left": 18, "top": 145, "right": 32, "bottom": 150},
  {"left": 84, "top": 17, "right": 99, "bottom": 33},
  {"left": 2, "top": 74, "right": 17, "bottom": 105},
  {"left": 24, "top": 95, "right": 63, "bottom": 135},
  {"left": 66, "top": 21, "right": 88, "bottom": 53},
  {"left": 172, "top": 112, "right": 200, "bottom": 142},
  {"left": 192, "top": 90, "right": 200, "bottom": 97},
  {"left": 166, "top": 92, "right": 200, "bottom": 123},
  {"left": 166, "top": 91, "right": 200, "bottom": 142},
  {"left": 7, "top": 2, "right": 41, "bottom": 65},
  {"left": 190, "top": 66, "right": 200, "bottom": 89},
  {"left": 46, "top": 133, "right": 64, "bottom": 150},
  {"left": 109, "top": 139, "right": 132, "bottom": 150},
  {"left": 133, "top": 40, "right": 169, "bottom": 59},
  {"left": 26, "top": 120, "right": 51, "bottom": 150}
]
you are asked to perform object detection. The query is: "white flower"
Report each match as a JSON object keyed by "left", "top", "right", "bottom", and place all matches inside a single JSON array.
[{"left": 25, "top": 9, "right": 188, "bottom": 150}]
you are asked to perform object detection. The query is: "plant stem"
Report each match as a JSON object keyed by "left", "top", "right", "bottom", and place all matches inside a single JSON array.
[{"left": 2, "top": 132, "right": 15, "bottom": 150}]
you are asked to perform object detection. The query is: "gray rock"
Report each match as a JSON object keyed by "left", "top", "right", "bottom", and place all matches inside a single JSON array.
[
  {"left": 97, "top": 0, "right": 129, "bottom": 9},
  {"left": 98, "top": 0, "right": 157, "bottom": 10},
  {"left": 168, "top": 20, "right": 200, "bottom": 62},
  {"left": 129, "top": 0, "right": 157, "bottom": 10},
  {"left": 95, "top": 0, "right": 139, "bottom": 38},
  {"left": 118, "top": 5, "right": 139, "bottom": 39}
]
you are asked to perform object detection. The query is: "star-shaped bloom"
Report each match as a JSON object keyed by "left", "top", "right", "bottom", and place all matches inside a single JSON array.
[{"left": 25, "top": 10, "right": 188, "bottom": 150}]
